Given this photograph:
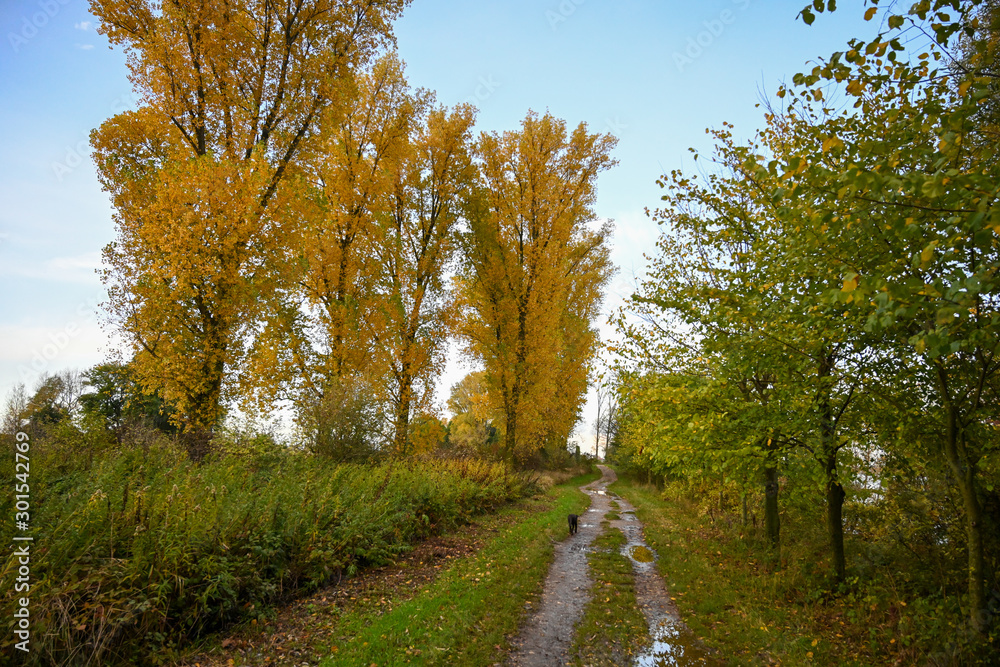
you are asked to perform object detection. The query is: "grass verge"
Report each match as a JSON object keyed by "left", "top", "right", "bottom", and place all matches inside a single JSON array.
[
  {"left": 316, "top": 470, "right": 601, "bottom": 666},
  {"left": 570, "top": 520, "right": 650, "bottom": 666}
]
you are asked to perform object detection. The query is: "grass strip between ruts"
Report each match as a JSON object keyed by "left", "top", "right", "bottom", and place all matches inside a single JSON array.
[
  {"left": 570, "top": 520, "right": 650, "bottom": 666},
  {"left": 319, "top": 470, "right": 601, "bottom": 666}
]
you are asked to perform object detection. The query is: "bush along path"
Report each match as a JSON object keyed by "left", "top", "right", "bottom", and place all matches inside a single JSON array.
[
  {"left": 508, "top": 465, "right": 718, "bottom": 666},
  {"left": 176, "top": 470, "right": 598, "bottom": 666}
]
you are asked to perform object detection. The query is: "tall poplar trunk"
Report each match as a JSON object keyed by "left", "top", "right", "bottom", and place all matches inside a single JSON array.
[{"left": 392, "top": 375, "right": 413, "bottom": 455}]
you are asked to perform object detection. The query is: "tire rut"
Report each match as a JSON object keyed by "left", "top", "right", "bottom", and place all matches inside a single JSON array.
[{"left": 507, "top": 465, "right": 718, "bottom": 666}]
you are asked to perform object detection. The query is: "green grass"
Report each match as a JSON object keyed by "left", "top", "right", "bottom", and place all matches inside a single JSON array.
[
  {"left": 317, "top": 470, "right": 600, "bottom": 666},
  {"left": 570, "top": 521, "right": 650, "bottom": 666},
  {"left": 610, "top": 474, "right": 1000, "bottom": 666}
]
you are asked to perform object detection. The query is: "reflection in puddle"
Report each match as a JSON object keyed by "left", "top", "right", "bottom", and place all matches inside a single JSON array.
[{"left": 634, "top": 617, "right": 717, "bottom": 666}]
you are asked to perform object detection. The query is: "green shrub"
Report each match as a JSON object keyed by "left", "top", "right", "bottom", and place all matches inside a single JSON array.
[{"left": 0, "top": 432, "right": 533, "bottom": 665}]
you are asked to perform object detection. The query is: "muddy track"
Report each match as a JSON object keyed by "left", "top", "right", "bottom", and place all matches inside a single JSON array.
[
  {"left": 507, "top": 465, "right": 717, "bottom": 667},
  {"left": 506, "top": 470, "right": 612, "bottom": 665}
]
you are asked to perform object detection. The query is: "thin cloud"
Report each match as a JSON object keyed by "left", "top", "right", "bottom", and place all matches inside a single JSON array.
[
  {"left": 0, "top": 252, "right": 103, "bottom": 284},
  {"left": 77, "top": 44, "right": 95, "bottom": 50},
  {"left": 74, "top": 21, "right": 92, "bottom": 30}
]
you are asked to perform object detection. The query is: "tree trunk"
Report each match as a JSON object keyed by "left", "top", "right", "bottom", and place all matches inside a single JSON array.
[
  {"left": 820, "top": 411, "right": 846, "bottom": 582},
  {"left": 817, "top": 350, "right": 847, "bottom": 582},
  {"left": 719, "top": 475, "right": 724, "bottom": 513},
  {"left": 392, "top": 375, "right": 413, "bottom": 456},
  {"left": 946, "top": 403, "right": 987, "bottom": 632},
  {"left": 957, "top": 463, "right": 986, "bottom": 633},
  {"left": 764, "top": 464, "right": 780, "bottom": 559},
  {"left": 825, "top": 455, "right": 846, "bottom": 582},
  {"left": 504, "top": 399, "right": 518, "bottom": 463},
  {"left": 937, "top": 365, "right": 987, "bottom": 633}
]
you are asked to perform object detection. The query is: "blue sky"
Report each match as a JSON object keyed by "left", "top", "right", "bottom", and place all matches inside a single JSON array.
[{"left": 0, "top": 0, "right": 876, "bottom": 445}]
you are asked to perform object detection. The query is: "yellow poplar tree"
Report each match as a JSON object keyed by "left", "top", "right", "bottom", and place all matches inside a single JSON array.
[
  {"left": 90, "top": 0, "right": 408, "bottom": 434},
  {"left": 245, "top": 55, "right": 428, "bottom": 444},
  {"left": 371, "top": 103, "right": 477, "bottom": 454},
  {"left": 458, "top": 111, "right": 616, "bottom": 462}
]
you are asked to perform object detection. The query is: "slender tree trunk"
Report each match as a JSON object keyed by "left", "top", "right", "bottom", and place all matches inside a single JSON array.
[
  {"left": 764, "top": 464, "right": 780, "bottom": 559},
  {"left": 719, "top": 474, "right": 724, "bottom": 513},
  {"left": 935, "top": 365, "right": 987, "bottom": 633},
  {"left": 392, "top": 375, "right": 413, "bottom": 455},
  {"left": 820, "top": 408, "right": 846, "bottom": 581},
  {"left": 945, "top": 402, "right": 986, "bottom": 632},
  {"left": 504, "top": 394, "right": 518, "bottom": 463},
  {"left": 825, "top": 452, "right": 847, "bottom": 581},
  {"left": 956, "top": 462, "right": 986, "bottom": 633},
  {"left": 817, "top": 351, "right": 847, "bottom": 582}
]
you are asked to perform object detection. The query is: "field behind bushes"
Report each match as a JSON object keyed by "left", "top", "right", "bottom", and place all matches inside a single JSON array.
[{"left": 0, "top": 429, "right": 534, "bottom": 666}]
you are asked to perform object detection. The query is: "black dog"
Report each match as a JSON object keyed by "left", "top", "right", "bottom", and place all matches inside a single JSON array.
[{"left": 568, "top": 513, "right": 578, "bottom": 535}]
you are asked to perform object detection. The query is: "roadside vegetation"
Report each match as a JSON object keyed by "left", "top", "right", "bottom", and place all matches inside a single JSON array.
[
  {"left": 0, "top": 418, "right": 543, "bottom": 665},
  {"left": 314, "top": 470, "right": 598, "bottom": 666},
  {"left": 612, "top": 474, "right": 1000, "bottom": 666},
  {"left": 608, "top": 1, "right": 1000, "bottom": 660}
]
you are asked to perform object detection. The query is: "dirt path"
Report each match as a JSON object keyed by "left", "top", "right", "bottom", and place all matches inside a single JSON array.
[
  {"left": 507, "top": 465, "right": 717, "bottom": 667},
  {"left": 506, "top": 469, "right": 611, "bottom": 665},
  {"left": 611, "top": 487, "right": 718, "bottom": 665}
]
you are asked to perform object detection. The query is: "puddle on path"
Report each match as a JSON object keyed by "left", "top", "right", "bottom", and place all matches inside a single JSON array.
[
  {"left": 607, "top": 490, "right": 722, "bottom": 667},
  {"left": 634, "top": 618, "right": 717, "bottom": 666}
]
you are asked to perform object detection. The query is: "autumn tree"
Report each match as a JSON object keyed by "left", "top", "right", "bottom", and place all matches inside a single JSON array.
[
  {"left": 243, "top": 57, "right": 474, "bottom": 455},
  {"left": 90, "top": 0, "right": 409, "bottom": 435},
  {"left": 777, "top": 0, "right": 1000, "bottom": 627},
  {"left": 239, "top": 54, "right": 422, "bottom": 446},
  {"left": 457, "top": 111, "right": 616, "bottom": 463},
  {"left": 369, "top": 103, "right": 477, "bottom": 454},
  {"left": 446, "top": 371, "right": 497, "bottom": 457}
]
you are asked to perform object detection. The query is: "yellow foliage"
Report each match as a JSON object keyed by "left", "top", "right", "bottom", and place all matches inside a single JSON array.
[{"left": 457, "top": 111, "right": 617, "bottom": 462}]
